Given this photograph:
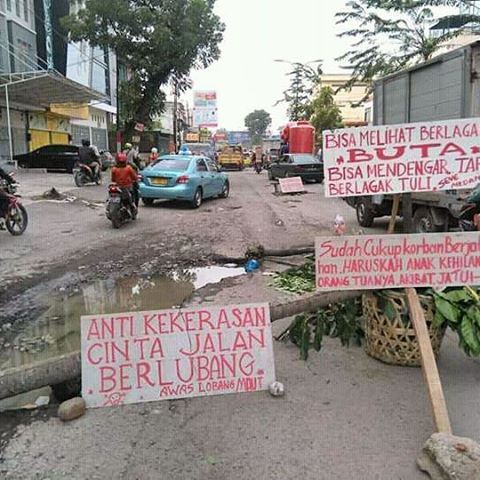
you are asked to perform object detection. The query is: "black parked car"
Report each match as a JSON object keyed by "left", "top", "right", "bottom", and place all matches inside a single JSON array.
[
  {"left": 15, "top": 145, "right": 112, "bottom": 173},
  {"left": 268, "top": 153, "right": 324, "bottom": 183}
]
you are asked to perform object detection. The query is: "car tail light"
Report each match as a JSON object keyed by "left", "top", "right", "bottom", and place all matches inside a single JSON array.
[
  {"left": 137, "top": 174, "right": 143, "bottom": 182},
  {"left": 176, "top": 175, "right": 189, "bottom": 184}
]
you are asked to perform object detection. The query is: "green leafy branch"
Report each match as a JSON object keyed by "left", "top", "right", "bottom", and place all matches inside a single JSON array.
[{"left": 434, "top": 287, "right": 480, "bottom": 357}]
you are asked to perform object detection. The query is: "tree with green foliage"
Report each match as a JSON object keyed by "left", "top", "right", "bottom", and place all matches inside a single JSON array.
[
  {"left": 336, "top": 0, "right": 479, "bottom": 97},
  {"left": 62, "top": 0, "right": 224, "bottom": 137},
  {"left": 310, "top": 87, "right": 343, "bottom": 145},
  {"left": 275, "top": 60, "right": 323, "bottom": 122},
  {"left": 244, "top": 109, "right": 272, "bottom": 145}
]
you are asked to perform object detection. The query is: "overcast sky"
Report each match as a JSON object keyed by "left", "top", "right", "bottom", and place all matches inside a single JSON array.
[{"left": 187, "top": 0, "right": 350, "bottom": 132}]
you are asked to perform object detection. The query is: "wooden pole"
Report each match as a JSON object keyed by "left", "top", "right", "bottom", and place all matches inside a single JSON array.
[
  {"left": 388, "top": 194, "right": 401, "bottom": 234},
  {"left": 0, "top": 290, "right": 362, "bottom": 401},
  {"left": 405, "top": 288, "right": 452, "bottom": 434},
  {"left": 403, "top": 193, "right": 414, "bottom": 233}
]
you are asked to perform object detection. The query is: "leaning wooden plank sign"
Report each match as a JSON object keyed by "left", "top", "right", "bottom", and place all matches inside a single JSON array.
[
  {"left": 316, "top": 233, "right": 480, "bottom": 291},
  {"left": 81, "top": 303, "right": 276, "bottom": 408},
  {"left": 323, "top": 117, "right": 480, "bottom": 197}
]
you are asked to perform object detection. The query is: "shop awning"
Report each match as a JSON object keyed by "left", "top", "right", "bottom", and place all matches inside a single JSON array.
[{"left": 0, "top": 71, "right": 104, "bottom": 108}]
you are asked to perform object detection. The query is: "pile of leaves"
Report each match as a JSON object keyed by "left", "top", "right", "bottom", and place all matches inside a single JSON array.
[
  {"left": 271, "top": 258, "right": 315, "bottom": 295},
  {"left": 434, "top": 286, "right": 480, "bottom": 357}
]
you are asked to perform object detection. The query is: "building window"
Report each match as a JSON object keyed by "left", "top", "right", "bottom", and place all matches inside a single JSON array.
[
  {"left": 23, "top": 0, "right": 28, "bottom": 22},
  {"left": 6, "top": 0, "right": 11, "bottom": 11},
  {"left": 15, "top": 0, "right": 20, "bottom": 17}
]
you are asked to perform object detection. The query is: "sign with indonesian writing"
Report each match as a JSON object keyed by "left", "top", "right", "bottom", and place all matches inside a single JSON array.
[
  {"left": 81, "top": 303, "right": 275, "bottom": 408},
  {"left": 323, "top": 118, "right": 480, "bottom": 198},
  {"left": 316, "top": 233, "right": 480, "bottom": 291},
  {"left": 279, "top": 177, "right": 305, "bottom": 194}
]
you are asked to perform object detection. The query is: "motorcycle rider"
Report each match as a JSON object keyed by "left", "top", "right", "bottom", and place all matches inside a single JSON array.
[
  {"left": 79, "top": 139, "right": 101, "bottom": 180},
  {"left": 0, "top": 166, "right": 13, "bottom": 221},
  {"left": 111, "top": 152, "right": 138, "bottom": 215},
  {"left": 122, "top": 143, "right": 140, "bottom": 207}
]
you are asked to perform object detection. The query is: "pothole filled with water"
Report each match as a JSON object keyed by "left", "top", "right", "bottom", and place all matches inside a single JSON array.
[{"left": 0, "top": 266, "right": 245, "bottom": 370}]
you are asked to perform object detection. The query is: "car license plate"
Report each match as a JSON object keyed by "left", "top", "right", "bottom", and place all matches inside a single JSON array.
[
  {"left": 110, "top": 197, "right": 121, "bottom": 203},
  {"left": 151, "top": 177, "right": 168, "bottom": 185}
]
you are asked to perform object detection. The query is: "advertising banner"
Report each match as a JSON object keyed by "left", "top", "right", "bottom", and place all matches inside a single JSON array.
[
  {"left": 193, "top": 91, "right": 217, "bottom": 109},
  {"left": 193, "top": 108, "right": 218, "bottom": 128},
  {"left": 316, "top": 233, "right": 480, "bottom": 291},
  {"left": 81, "top": 303, "right": 276, "bottom": 408},
  {"left": 323, "top": 118, "right": 480, "bottom": 198}
]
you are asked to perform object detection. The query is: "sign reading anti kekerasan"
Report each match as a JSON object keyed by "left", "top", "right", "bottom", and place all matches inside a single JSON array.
[
  {"left": 323, "top": 118, "right": 480, "bottom": 197},
  {"left": 316, "top": 233, "right": 480, "bottom": 291},
  {"left": 81, "top": 303, "right": 276, "bottom": 408}
]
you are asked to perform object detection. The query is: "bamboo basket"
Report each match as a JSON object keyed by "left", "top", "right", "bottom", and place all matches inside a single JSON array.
[{"left": 362, "top": 290, "right": 446, "bottom": 367}]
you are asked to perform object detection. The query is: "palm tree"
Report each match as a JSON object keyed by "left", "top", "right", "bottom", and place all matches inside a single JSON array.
[{"left": 336, "top": 0, "right": 480, "bottom": 98}]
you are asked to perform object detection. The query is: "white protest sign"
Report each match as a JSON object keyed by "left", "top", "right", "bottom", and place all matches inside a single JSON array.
[
  {"left": 279, "top": 176, "right": 305, "bottom": 194},
  {"left": 316, "top": 233, "right": 480, "bottom": 291},
  {"left": 81, "top": 303, "right": 276, "bottom": 408},
  {"left": 323, "top": 118, "right": 480, "bottom": 198}
]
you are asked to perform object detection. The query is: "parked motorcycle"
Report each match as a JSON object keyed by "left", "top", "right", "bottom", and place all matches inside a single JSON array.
[
  {"left": 73, "top": 163, "right": 102, "bottom": 187},
  {"left": 0, "top": 173, "right": 28, "bottom": 235},
  {"left": 106, "top": 183, "right": 137, "bottom": 229}
]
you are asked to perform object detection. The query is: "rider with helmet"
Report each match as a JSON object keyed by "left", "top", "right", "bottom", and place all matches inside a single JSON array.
[
  {"left": 148, "top": 147, "right": 159, "bottom": 166},
  {"left": 111, "top": 151, "right": 138, "bottom": 214},
  {"left": 79, "top": 139, "right": 101, "bottom": 180}
]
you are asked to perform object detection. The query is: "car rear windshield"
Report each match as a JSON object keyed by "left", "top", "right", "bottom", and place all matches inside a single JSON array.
[
  {"left": 292, "top": 155, "right": 319, "bottom": 163},
  {"left": 152, "top": 159, "right": 190, "bottom": 171}
]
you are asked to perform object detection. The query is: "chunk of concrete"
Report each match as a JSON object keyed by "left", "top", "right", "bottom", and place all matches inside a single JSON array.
[{"left": 417, "top": 433, "right": 480, "bottom": 480}]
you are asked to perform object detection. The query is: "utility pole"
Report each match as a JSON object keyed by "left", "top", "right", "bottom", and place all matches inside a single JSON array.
[{"left": 173, "top": 82, "right": 178, "bottom": 153}]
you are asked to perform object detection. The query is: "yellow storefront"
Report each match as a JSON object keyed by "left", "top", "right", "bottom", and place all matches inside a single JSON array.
[{"left": 28, "top": 104, "right": 89, "bottom": 151}]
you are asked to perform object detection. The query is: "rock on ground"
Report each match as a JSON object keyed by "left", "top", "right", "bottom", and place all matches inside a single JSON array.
[
  {"left": 57, "top": 397, "right": 86, "bottom": 422},
  {"left": 417, "top": 433, "right": 480, "bottom": 480}
]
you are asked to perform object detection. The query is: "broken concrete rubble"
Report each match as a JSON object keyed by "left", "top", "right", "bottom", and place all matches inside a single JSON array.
[{"left": 417, "top": 433, "right": 480, "bottom": 480}]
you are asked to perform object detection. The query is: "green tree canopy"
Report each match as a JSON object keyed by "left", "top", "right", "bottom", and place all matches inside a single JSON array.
[
  {"left": 310, "top": 87, "right": 343, "bottom": 145},
  {"left": 276, "top": 61, "right": 323, "bottom": 121},
  {"left": 62, "top": 0, "right": 225, "bottom": 134},
  {"left": 336, "top": 0, "right": 479, "bottom": 96},
  {"left": 244, "top": 109, "right": 272, "bottom": 144}
]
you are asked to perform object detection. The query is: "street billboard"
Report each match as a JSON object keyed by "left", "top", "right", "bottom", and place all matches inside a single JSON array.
[
  {"left": 315, "top": 233, "right": 480, "bottom": 291},
  {"left": 193, "top": 91, "right": 218, "bottom": 128},
  {"left": 81, "top": 303, "right": 276, "bottom": 408},
  {"left": 323, "top": 118, "right": 480, "bottom": 198},
  {"left": 193, "top": 108, "right": 218, "bottom": 128},
  {"left": 193, "top": 91, "right": 217, "bottom": 108},
  {"left": 228, "top": 131, "right": 250, "bottom": 145}
]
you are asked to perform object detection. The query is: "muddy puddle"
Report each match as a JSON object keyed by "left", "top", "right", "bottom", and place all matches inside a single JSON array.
[{"left": 0, "top": 266, "right": 245, "bottom": 371}]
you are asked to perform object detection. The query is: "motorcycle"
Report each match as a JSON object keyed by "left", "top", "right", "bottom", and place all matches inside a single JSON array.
[
  {"left": 0, "top": 173, "right": 28, "bottom": 236},
  {"left": 73, "top": 163, "right": 102, "bottom": 187},
  {"left": 454, "top": 186, "right": 480, "bottom": 231},
  {"left": 254, "top": 162, "right": 263, "bottom": 174},
  {"left": 106, "top": 183, "right": 137, "bottom": 229}
]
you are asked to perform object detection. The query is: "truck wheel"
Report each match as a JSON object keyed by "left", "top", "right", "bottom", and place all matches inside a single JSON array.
[
  {"left": 413, "top": 207, "right": 442, "bottom": 234},
  {"left": 356, "top": 199, "right": 375, "bottom": 227}
]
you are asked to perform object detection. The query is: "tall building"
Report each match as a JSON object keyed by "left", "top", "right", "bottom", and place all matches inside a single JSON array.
[
  {"left": 320, "top": 74, "right": 369, "bottom": 127},
  {"left": 34, "top": 0, "right": 117, "bottom": 151}
]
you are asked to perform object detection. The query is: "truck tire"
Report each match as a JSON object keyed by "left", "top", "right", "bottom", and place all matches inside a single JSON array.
[
  {"left": 413, "top": 207, "right": 442, "bottom": 234},
  {"left": 356, "top": 199, "right": 375, "bottom": 228}
]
